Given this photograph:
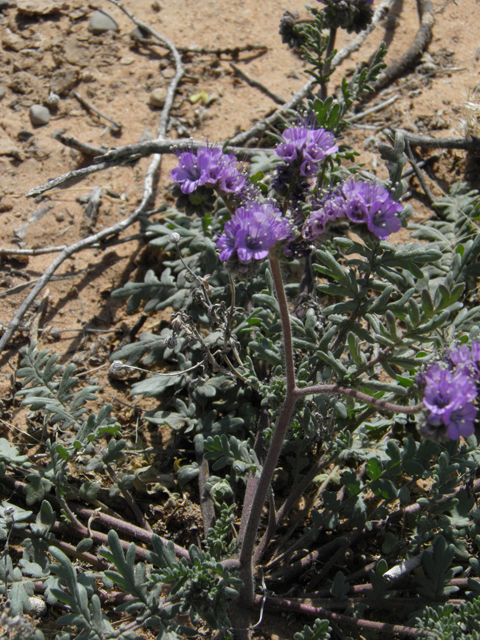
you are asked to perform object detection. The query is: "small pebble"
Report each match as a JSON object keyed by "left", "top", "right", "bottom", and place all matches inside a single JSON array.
[
  {"left": 151, "top": 0, "right": 162, "bottom": 10},
  {"left": 149, "top": 87, "right": 167, "bottom": 108},
  {"left": 29, "top": 104, "right": 50, "bottom": 126},
  {"left": 88, "top": 9, "right": 119, "bottom": 34},
  {"left": 46, "top": 90, "right": 60, "bottom": 106},
  {"left": 0, "top": 86, "right": 5, "bottom": 99},
  {"left": 29, "top": 596, "right": 47, "bottom": 616},
  {"left": 130, "top": 26, "right": 150, "bottom": 40}
]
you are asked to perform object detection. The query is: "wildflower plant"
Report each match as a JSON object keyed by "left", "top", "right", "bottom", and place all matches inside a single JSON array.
[{"left": 3, "top": 2, "right": 480, "bottom": 640}]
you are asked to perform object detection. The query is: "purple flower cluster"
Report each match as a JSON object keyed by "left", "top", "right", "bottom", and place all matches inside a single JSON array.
[
  {"left": 420, "top": 342, "right": 480, "bottom": 440},
  {"left": 275, "top": 124, "right": 338, "bottom": 180},
  {"left": 303, "top": 178, "right": 403, "bottom": 241},
  {"left": 216, "top": 201, "right": 291, "bottom": 266},
  {"left": 303, "top": 187, "right": 346, "bottom": 240},
  {"left": 170, "top": 146, "right": 245, "bottom": 195}
]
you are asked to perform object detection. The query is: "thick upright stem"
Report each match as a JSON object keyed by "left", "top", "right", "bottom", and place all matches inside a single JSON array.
[
  {"left": 270, "top": 255, "right": 296, "bottom": 394},
  {"left": 320, "top": 27, "right": 337, "bottom": 101},
  {"left": 236, "top": 254, "right": 298, "bottom": 627}
]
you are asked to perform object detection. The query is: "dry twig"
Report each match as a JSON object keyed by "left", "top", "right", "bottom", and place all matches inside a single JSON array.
[
  {"left": 72, "top": 91, "right": 123, "bottom": 132},
  {"left": 385, "top": 127, "right": 480, "bottom": 152},
  {"left": 373, "top": 0, "right": 435, "bottom": 90},
  {"left": 230, "top": 63, "right": 286, "bottom": 105},
  {"left": 52, "top": 131, "right": 106, "bottom": 157}
]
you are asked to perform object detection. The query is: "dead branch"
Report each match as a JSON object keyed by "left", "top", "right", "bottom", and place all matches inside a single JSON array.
[
  {"left": 52, "top": 131, "right": 106, "bottom": 157},
  {"left": 384, "top": 127, "right": 480, "bottom": 152},
  {"left": 346, "top": 94, "right": 398, "bottom": 122},
  {"left": 26, "top": 140, "right": 273, "bottom": 197},
  {"left": 405, "top": 140, "right": 436, "bottom": 204},
  {"left": 72, "top": 91, "right": 123, "bottom": 132},
  {"left": 373, "top": 0, "right": 435, "bottom": 90},
  {"left": 178, "top": 43, "right": 267, "bottom": 56},
  {"left": 230, "top": 63, "right": 286, "bottom": 105}
]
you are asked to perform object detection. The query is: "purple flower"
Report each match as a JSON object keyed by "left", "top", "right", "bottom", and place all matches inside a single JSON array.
[
  {"left": 170, "top": 150, "right": 213, "bottom": 194},
  {"left": 447, "top": 343, "right": 480, "bottom": 380},
  {"left": 443, "top": 401, "right": 477, "bottom": 440},
  {"left": 275, "top": 124, "right": 338, "bottom": 179},
  {"left": 301, "top": 179, "right": 402, "bottom": 241},
  {"left": 216, "top": 153, "right": 246, "bottom": 194},
  {"left": 216, "top": 202, "right": 291, "bottom": 265},
  {"left": 421, "top": 363, "right": 478, "bottom": 440},
  {"left": 303, "top": 188, "right": 346, "bottom": 240},
  {"left": 423, "top": 366, "right": 477, "bottom": 414},
  {"left": 342, "top": 179, "right": 368, "bottom": 223},
  {"left": 170, "top": 146, "right": 245, "bottom": 196},
  {"left": 342, "top": 179, "right": 402, "bottom": 239}
]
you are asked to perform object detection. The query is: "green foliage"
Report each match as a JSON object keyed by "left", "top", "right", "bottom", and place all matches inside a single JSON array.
[
  {"left": 416, "top": 597, "right": 480, "bottom": 639},
  {"left": 294, "top": 619, "right": 332, "bottom": 640},
  {"left": 410, "top": 182, "right": 480, "bottom": 288},
  {"left": 146, "top": 534, "right": 242, "bottom": 631},
  {"left": 16, "top": 344, "right": 98, "bottom": 430},
  {"left": 308, "top": 41, "right": 388, "bottom": 136}
]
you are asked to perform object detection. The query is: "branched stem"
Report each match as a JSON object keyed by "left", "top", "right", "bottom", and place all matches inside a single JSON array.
[
  {"left": 235, "top": 251, "right": 423, "bottom": 633},
  {"left": 293, "top": 384, "right": 423, "bottom": 413},
  {"left": 257, "top": 595, "right": 437, "bottom": 637}
]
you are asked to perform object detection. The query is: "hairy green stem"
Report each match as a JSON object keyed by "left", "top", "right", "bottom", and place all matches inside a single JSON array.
[
  {"left": 235, "top": 253, "right": 423, "bottom": 633},
  {"left": 320, "top": 27, "right": 337, "bottom": 101},
  {"left": 293, "top": 384, "right": 424, "bottom": 413},
  {"left": 236, "top": 254, "right": 298, "bottom": 629}
]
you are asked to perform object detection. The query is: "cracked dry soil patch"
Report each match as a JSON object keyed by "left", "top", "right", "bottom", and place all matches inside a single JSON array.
[{"left": 0, "top": 0, "right": 479, "bottom": 635}]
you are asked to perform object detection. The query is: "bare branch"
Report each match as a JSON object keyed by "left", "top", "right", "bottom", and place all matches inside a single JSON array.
[{"left": 230, "top": 63, "right": 286, "bottom": 105}]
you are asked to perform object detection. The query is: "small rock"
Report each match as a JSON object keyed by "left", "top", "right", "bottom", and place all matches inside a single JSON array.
[
  {"left": 29, "top": 104, "right": 50, "bottom": 126},
  {"left": 151, "top": 0, "right": 161, "bottom": 10},
  {"left": 162, "top": 67, "right": 175, "bottom": 80},
  {"left": 0, "top": 196, "right": 14, "bottom": 212},
  {"left": 79, "top": 69, "right": 97, "bottom": 82},
  {"left": 0, "top": 87, "right": 5, "bottom": 99},
  {"left": 54, "top": 211, "right": 65, "bottom": 222},
  {"left": 130, "top": 26, "right": 150, "bottom": 41},
  {"left": 28, "top": 596, "right": 47, "bottom": 616},
  {"left": 0, "top": 131, "right": 24, "bottom": 160},
  {"left": 149, "top": 87, "right": 167, "bottom": 108},
  {"left": 2, "top": 29, "right": 26, "bottom": 52},
  {"left": 50, "top": 67, "right": 79, "bottom": 95},
  {"left": 119, "top": 56, "right": 134, "bottom": 65},
  {"left": 17, "top": 0, "right": 60, "bottom": 14},
  {"left": 0, "top": 0, "right": 15, "bottom": 10},
  {"left": 46, "top": 91, "right": 60, "bottom": 106},
  {"left": 88, "top": 9, "right": 119, "bottom": 34},
  {"left": 17, "top": 130, "right": 34, "bottom": 141},
  {"left": 63, "top": 40, "right": 91, "bottom": 67}
]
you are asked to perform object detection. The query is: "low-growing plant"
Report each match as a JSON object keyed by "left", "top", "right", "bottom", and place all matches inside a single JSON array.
[{"left": 2, "top": 1, "right": 480, "bottom": 639}]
